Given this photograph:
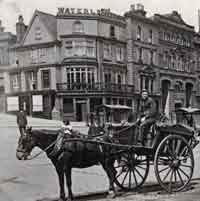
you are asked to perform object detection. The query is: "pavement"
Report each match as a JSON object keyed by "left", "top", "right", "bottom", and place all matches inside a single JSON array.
[{"left": 0, "top": 113, "right": 200, "bottom": 201}]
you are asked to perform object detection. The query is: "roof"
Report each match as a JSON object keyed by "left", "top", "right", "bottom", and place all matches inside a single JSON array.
[
  {"left": 154, "top": 11, "right": 194, "bottom": 30},
  {"left": 36, "top": 10, "right": 57, "bottom": 39},
  {"left": 96, "top": 104, "right": 132, "bottom": 110},
  {"left": 21, "top": 10, "right": 57, "bottom": 45}
]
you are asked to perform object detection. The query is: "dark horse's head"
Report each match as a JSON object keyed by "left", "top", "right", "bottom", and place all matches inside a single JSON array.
[{"left": 16, "top": 127, "right": 36, "bottom": 160}]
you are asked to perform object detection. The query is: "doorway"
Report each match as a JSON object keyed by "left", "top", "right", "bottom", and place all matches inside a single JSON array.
[{"left": 76, "top": 101, "right": 87, "bottom": 121}]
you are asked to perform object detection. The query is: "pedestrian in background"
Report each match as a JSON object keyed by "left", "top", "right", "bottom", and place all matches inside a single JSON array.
[{"left": 17, "top": 109, "right": 27, "bottom": 136}]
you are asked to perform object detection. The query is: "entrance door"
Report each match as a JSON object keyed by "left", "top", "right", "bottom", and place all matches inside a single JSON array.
[
  {"left": 76, "top": 102, "right": 87, "bottom": 122},
  {"left": 76, "top": 103, "right": 82, "bottom": 121}
]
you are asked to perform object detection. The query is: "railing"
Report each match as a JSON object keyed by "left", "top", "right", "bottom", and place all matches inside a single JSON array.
[{"left": 56, "top": 82, "right": 134, "bottom": 93}]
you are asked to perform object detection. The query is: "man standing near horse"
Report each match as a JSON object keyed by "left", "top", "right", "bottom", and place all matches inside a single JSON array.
[
  {"left": 17, "top": 108, "right": 27, "bottom": 137},
  {"left": 137, "top": 89, "right": 157, "bottom": 145}
]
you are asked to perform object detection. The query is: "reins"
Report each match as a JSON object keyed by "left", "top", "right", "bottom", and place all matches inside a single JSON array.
[{"left": 23, "top": 124, "right": 137, "bottom": 160}]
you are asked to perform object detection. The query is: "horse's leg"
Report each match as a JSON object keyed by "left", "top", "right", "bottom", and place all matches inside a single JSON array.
[
  {"left": 101, "top": 159, "right": 117, "bottom": 198},
  {"left": 52, "top": 160, "right": 65, "bottom": 201},
  {"left": 64, "top": 167, "right": 73, "bottom": 201}
]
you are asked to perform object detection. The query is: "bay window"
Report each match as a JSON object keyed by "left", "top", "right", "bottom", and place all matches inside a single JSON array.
[
  {"left": 65, "top": 39, "right": 95, "bottom": 57},
  {"left": 66, "top": 67, "right": 95, "bottom": 89}
]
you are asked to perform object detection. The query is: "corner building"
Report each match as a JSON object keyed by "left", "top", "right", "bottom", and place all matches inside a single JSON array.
[{"left": 5, "top": 9, "right": 134, "bottom": 121}]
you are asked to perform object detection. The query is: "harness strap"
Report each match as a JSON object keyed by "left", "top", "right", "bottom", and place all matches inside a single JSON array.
[{"left": 26, "top": 134, "right": 63, "bottom": 160}]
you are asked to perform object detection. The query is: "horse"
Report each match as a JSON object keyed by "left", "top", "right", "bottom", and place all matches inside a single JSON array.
[{"left": 16, "top": 127, "right": 118, "bottom": 201}]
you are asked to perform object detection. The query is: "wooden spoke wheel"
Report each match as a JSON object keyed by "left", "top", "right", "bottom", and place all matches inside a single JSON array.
[
  {"left": 114, "top": 152, "right": 149, "bottom": 191},
  {"left": 154, "top": 135, "right": 194, "bottom": 193}
]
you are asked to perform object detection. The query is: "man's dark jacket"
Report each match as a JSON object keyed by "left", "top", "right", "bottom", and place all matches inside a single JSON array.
[
  {"left": 17, "top": 111, "right": 27, "bottom": 127},
  {"left": 139, "top": 97, "right": 157, "bottom": 118}
]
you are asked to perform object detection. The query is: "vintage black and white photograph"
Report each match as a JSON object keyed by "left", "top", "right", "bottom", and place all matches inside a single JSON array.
[{"left": 0, "top": 0, "right": 200, "bottom": 201}]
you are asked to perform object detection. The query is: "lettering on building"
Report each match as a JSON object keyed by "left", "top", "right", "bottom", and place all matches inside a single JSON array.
[{"left": 57, "top": 8, "right": 124, "bottom": 20}]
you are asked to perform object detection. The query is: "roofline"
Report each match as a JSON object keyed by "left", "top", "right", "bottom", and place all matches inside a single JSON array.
[{"left": 154, "top": 13, "right": 195, "bottom": 30}]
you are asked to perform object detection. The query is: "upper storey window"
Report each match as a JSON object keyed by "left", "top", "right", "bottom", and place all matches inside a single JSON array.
[
  {"left": 35, "top": 27, "right": 42, "bottom": 40},
  {"left": 72, "top": 21, "right": 84, "bottom": 33},
  {"left": 103, "top": 43, "right": 112, "bottom": 60},
  {"left": 137, "top": 26, "right": 142, "bottom": 41},
  {"left": 110, "top": 25, "right": 115, "bottom": 38},
  {"left": 148, "top": 29, "right": 153, "bottom": 44},
  {"left": 65, "top": 39, "right": 95, "bottom": 57}
]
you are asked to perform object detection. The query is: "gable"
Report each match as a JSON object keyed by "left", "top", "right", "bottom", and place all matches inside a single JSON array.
[{"left": 23, "top": 15, "right": 55, "bottom": 46}]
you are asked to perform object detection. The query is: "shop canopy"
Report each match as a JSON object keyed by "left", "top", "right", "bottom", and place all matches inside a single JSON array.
[
  {"left": 176, "top": 107, "right": 200, "bottom": 114},
  {"left": 96, "top": 104, "right": 132, "bottom": 110}
]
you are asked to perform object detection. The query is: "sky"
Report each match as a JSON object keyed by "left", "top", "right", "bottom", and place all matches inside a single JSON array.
[{"left": 1, "top": 0, "right": 200, "bottom": 33}]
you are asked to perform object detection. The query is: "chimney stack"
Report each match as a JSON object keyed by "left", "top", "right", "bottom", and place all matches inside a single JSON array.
[{"left": 16, "top": 15, "right": 27, "bottom": 43}]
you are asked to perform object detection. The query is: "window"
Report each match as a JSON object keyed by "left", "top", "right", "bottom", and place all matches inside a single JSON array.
[
  {"left": 110, "top": 25, "right": 115, "bottom": 38},
  {"left": 63, "top": 99, "right": 73, "bottom": 113},
  {"left": 65, "top": 40, "right": 95, "bottom": 57},
  {"left": 116, "top": 46, "right": 124, "bottom": 62},
  {"left": 30, "top": 48, "right": 46, "bottom": 64},
  {"left": 38, "top": 48, "right": 46, "bottom": 62},
  {"left": 138, "top": 47, "right": 143, "bottom": 62},
  {"left": 35, "top": 27, "right": 42, "bottom": 40},
  {"left": 86, "top": 40, "right": 95, "bottom": 57},
  {"left": 148, "top": 30, "right": 153, "bottom": 43},
  {"left": 103, "top": 43, "right": 112, "bottom": 60},
  {"left": 159, "top": 54, "right": 164, "bottom": 66},
  {"left": 26, "top": 71, "right": 37, "bottom": 90},
  {"left": 65, "top": 41, "right": 73, "bottom": 57},
  {"left": 72, "top": 21, "right": 84, "bottom": 33},
  {"left": 174, "top": 81, "right": 183, "bottom": 92},
  {"left": 117, "top": 74, "right": 121, "bottom": 84},
  {"left": 74, "top": 41, "right": 86, "bottom": 56},
  {"left": 104, "top": 73, "right": 111, "bottom": 83},
  {"left": 41, "top": 70, "right": 50, "bottom": 88},
  {"left": 66, "top": 67, "right": 95, "bottom": 89},
  {"left": 11, "top": 74, "right": 20, "bottom": 90},
  {"left": 149, "top": 50, "right": 154, "bottom": 64},
  {"left": 30, "top": 49, "right": 38, "bottom": 64},
  {"left": 137, "top": 26, "right": 142, "bottom": 40}
]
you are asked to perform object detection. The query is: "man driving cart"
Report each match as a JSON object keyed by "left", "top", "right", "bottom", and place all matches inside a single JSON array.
[{"left": 137, "top": 89, "right": 157, "bottom": 146}]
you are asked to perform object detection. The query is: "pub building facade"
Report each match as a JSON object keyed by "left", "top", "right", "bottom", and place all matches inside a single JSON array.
[
  {"left": 5, "top": 9, "right": 134, "bottom": 121},
  {"left": 4, "top": 4, "right": 200, "bottom": 121}
]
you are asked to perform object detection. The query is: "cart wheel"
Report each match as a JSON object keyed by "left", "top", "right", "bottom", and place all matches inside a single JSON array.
[
  {"left": 114, "top": 152, "right": 149, "bottom": 191},
  {"left": 154, "top": 135, "right": 194, "bottom": 193}
]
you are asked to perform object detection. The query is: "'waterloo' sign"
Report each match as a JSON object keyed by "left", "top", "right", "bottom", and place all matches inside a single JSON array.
[{"left": 57, "top": 8, "right": 124, "bottom": 20}]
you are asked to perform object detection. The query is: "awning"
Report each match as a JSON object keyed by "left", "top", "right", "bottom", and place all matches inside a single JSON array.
[
  {"left": 176, "top": 107, "right": 200, "bottom": 114},
  {"left": 96, "top": 104, "right": 132, "bottom": 110}
]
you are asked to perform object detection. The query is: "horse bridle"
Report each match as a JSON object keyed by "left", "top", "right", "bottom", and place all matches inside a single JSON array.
[{"left": 17, "top": 132, "right": 63, "bottom": 160}]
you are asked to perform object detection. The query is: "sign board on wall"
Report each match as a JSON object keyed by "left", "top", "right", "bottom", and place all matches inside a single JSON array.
[
  {"left": 32, "top": 95, "right": 43, "bottom": 112},
  {"left": 7, "top": 96, "right": 19, "bottom": 111}
]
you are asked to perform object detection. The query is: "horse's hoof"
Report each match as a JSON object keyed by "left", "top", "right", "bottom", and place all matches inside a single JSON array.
[
  {"left": 58, "top": 199, "right": 65, "bottom": 201},
  {"left": 107, "top": 191, "right": 116, "bottom": 199},
  {"left": 58, "top": 197, "right": 65, "bottom": 201}
]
